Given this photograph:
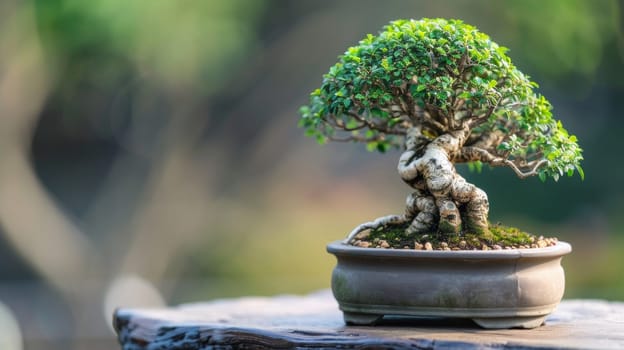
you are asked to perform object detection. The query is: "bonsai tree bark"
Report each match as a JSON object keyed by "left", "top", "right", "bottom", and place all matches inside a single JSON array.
[{"left": 299, "top": 19, "right": 583, "bottom": 241}]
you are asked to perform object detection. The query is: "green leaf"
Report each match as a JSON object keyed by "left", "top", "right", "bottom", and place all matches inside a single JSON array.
[
  {"left": 576, "top": 165, "right": 585, "bottom": 181},
  {"left": 366, "top": 141, "right": 378, "bottom": 152},
  {"left": 299, "top": 106, "right": 310, "bottom": 116},
  {"left": 474, "top": 161, "right": 483, "bottom": 173},
  {"left": 377, "top": 142, "right": 390, "bottom": 153},
  {"left": 346, "top": 119, "right": 359, "bottom": 129},
  {"left": 370, "top": 107, "right": 383, "bottom": 117},
  {"left": 497, "top": 142, "right": 511, "bottom": 151},
  {"left": 388, "top": 117, "right": 403, "bottom": 127},
  {"left": 315, "top": 134, "right": 327, "bottom": 145},
  {"left": 381, "top": 57, "right": 392, "bottom": 71},
  {"left": 458, "top": 91, "right": 471, "bottom": 99}
]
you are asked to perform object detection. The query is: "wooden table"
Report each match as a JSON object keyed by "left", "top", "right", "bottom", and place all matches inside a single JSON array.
[{"left": 114, "top": 290, "right": 624, "bottom": 349}]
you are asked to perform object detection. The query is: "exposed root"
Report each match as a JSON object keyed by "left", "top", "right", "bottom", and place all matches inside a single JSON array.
[
  {"left": 344, "top": 214, "right": 410, "bottom": 244},
  {"left": 405, "top": 191, "right": 438, "bottom": 234},
  {"left": 436, "top": 198, "right": 461, "bottom": 234},
  {"left": 344, "top": 190, "right": 440, "bottom": 243},
  {"left": 454, "top": 179, "right": 489, "bottom": 235}
]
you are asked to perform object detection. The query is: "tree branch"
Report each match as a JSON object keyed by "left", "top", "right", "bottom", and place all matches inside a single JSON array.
[
  {"left": 332, "top": 118, "right": 367, "bottom": 131},
  {"left": 504, "top": 159, "right": 548, "bottom": 179},
  {"left": 321, "top": 112, "right": 407, "bottom": 136},
  {"left": 422, "top": 112, "right": 446, "bottom": 133},
  {"left": 424, "top": 102, "right": 449, "bottom": 129},
  {"left": 347, "top": 111, "right": 407, "bottom": 135},
  {"left": 456, "top": 147, "right": 548, "bottom": 179},
  {"left": 328, "top": 134, "right": 381, "bottom": 143},
  {"left": 464, "top": 130, "right": 504, "bottom": 151},
  {"left": 466, "top": 101, "right": 499, "bottom": 128}
]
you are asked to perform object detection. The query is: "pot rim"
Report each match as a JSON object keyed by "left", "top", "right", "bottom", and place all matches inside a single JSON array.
[{"left": 327, "top": 240, "right": 571, "bottom": 260}]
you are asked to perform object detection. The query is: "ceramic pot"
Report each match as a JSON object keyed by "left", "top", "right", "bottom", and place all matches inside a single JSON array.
[{"left": 327, "top": 240, "right": 572, "bottom": 329}]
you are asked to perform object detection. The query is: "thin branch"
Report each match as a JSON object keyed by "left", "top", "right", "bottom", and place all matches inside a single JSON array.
[
  {"left": 424, "top": 102, "right": 449, "bottom": 128},
  {"left": 464, "top": 130, "right": 504, "bottom": 150},
  {"left": 503, "top": 159, "right": 548, "bottom": 179},
  {"left": 395, "top": 97, "right": 410, "bottom": 116},
  {"left": 503, "top": 101, "right": 530, "bottom": 110},
  {"left": 452, "top": 97, "right": 466, "bottom": 111},
  {"left": 525, "top": 152, "right": 544, "bottom": 163},
  {"left": 466, "top": 101, "right": 498, "bottom": 128},
  {"left": 322, "top": 112, "right": 406, "bottom": 136},
  {"left": 422, "top": 112, "right": 446, "bottom": 133},
  {"left": 333, "top": 118, "right": 367, "bottom": 131},
  {"left": 456, "top": 147, "right": 548, "bottom": 179},
  {"left": 328, "top": 135, "right": 366, "bottom": 142},
  {"left": 444, "top": 65, "right": 459, "bottom": 78},
  {"left": 328, "top": 134, "right": 381, "bottom": 143},
  {"left": 347, "top": 111, "right": 407, "bottom": 135}
]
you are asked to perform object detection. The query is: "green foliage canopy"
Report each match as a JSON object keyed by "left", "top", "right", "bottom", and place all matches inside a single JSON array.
[{"left": 299, "top": 18, "right": 583, "bottom": 181}]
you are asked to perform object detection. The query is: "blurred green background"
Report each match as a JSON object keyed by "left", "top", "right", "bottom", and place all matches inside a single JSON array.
[{"left": 0, "top": 0, "right": 622, "bottom": 348}]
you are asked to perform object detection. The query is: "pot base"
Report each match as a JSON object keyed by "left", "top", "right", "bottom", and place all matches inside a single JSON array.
[
  {"left": 472, "top": 315, "right": 546, "bottom": 329},
  {"left": 344, "top": 311, "right": 546, "bottom": 329},
  {"left": 341, "top": 305, "right": 552, "bottom": 329},
  {"left": 343, "top": 312, "right": 383, "bottom": 326}
]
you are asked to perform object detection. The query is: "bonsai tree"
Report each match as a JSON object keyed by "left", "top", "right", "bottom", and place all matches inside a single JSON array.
[{"left": 299, "top": 18, "right": 583, "bottom": 244}]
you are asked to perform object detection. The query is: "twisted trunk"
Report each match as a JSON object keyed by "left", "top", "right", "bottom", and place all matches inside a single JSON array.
[
  {"left": 398, "top": 127, "right": 489, "bottom": 236},
  {"left": 345, "top": 127, "right": 491, "bottom": 244}
]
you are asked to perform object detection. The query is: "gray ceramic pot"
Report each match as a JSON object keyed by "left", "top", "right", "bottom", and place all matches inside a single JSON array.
[{"left": 327, "top": 240, "right": 572, "bottom": 329}]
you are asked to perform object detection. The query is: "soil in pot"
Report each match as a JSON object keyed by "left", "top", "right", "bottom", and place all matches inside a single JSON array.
[{"left": 350, "top": 222, "right": 558, "bottom": 251}]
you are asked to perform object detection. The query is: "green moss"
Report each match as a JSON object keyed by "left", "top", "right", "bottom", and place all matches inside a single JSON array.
[
  {"left": 355, "top": 222, "right": 554, "bottom": 250},
  {"left": 437, "top": 221, "right": 460, "bottom": 235},
  {"left": 489, "top": 224, "right": 535, "bottom": 245}
]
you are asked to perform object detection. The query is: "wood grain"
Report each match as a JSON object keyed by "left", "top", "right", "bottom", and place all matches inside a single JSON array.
[{"left": 114, "top": 290, "right": 624, "bottom": 349}]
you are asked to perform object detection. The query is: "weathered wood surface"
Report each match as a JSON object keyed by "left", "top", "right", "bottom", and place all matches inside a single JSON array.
[{"left": 114, "top": 290, "right": 624, "bottom": 349}]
